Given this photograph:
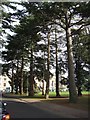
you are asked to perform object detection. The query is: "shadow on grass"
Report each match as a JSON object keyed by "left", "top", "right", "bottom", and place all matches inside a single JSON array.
[{"left": 3, "top": 93, "right": 68, "bottom": 99}]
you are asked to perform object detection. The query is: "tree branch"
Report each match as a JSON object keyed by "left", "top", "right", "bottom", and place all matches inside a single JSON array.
[
  {"left": 70, "top": 18, "right": 84, "bottom": 27},
  {"left": 53, "top": 20, "right": 66, "bottom": 30},
  {"left": 71, "top": 22, "right": 90, "bottom": 36}
]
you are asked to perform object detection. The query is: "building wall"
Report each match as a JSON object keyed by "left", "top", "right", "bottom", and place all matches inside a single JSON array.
[
  {"left": 34, "top": 76, "right": 56, "bottom": 92},
  {"left": 35, "top": 76, "right": 68, "bottom": 92},
  {"left": 0, "top": 74, "right": 11, "bottom": 93}
]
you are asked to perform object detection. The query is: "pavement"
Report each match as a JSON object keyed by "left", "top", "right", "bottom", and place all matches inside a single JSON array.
[
  {"left": 19, "top": 98, "right": 89, "bottom": 118},
  {"left": 3, "top": 94, "right": 89, "bottom": 118}
]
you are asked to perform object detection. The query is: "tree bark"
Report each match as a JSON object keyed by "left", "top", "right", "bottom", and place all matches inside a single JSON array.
[
  {"left": 15, "top": 60, "right": 19, "bottom": 94},
  {"left": 11, "top": 61, "right": 14, "bottom": 93},
  {"left": 20, "top": 56, "right": 24, "bottom": 95},
  {"left": 55, "top": 27, "right": 60, "bottom": 97},
  {"left": 78, "top": 86, "right": 82, "bottom": 96},
  {"left": 75, "top": 59, "right": 82, "bottom": 96},
  {"left": 66, "top": 27, "right": 78, "bottom": 103},
  {"left": 42, "top": 80, "right": 45, "bottom": 95},
  {"left": 45, "top": 31, "right": 50, "bottom": 99},
  {"left": 29, "top": 46, "right": 34, "bottom": 96}
]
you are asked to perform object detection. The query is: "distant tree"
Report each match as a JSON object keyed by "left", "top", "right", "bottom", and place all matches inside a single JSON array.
[{"left": 73, "top": 26, "right": 90, "bottom": 95}]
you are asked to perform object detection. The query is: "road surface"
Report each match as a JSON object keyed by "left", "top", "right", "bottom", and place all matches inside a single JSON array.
[{"left": 2, "top": 97, "right": 62, "bottom": 119}]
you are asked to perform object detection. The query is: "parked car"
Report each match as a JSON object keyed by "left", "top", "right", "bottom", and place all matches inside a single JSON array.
[{"left": 0, "top": 102, "right": 10, "bottom": 120}]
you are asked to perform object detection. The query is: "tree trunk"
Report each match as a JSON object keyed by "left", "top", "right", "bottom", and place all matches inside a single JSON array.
[
  {"left": 78, "top": 86, "right": 82, "bottom": 96},
  {"left": 29, "top": 47, "right": 34, "bottom": 96},
  {"left": 11, "top": 61, "right": 14, "bottom": 93},
  {"left": 15, "top": 60, "right": 19, "bottom": 94},
  {"left": 20, "top": 57, "right": 24, "bottom": 95},
  {"left": 64, "top": 10, "right": 78, "bottom": 103},
  {"left": 66, "top": 26, "right": 78, "bottom": 103},
  {"left": 18, "top": 82, "right": 21, "bottom": 94},
  {"left": 75, "top": 59, "right": 82, "bottom": 96},
  {"left": 29, "top": 72, "right": 34, "bottom": 96},
  {"left": 42, "top": 52, "right": 46, "bottom": 95},
  {"left": 55, "top": 27, "right": 60, "bottom": 97},
  {"left": 42, "top": 80, "right": 45, "bottom": 95},
  {"left": 45, "top": 31, "right": 50, "bottom": 99}
]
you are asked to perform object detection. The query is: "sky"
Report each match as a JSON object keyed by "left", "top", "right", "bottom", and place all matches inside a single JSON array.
[{"left": 3, "top": 0, "right": 88, "bottom": 2}]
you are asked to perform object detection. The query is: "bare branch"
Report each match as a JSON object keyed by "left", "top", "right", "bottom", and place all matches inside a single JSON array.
[
  {"left": 71, "top": 22, "right": 90, "bottom": 36},
  {"left": 53, "top": 20, "right": 66, "bottom": 30},
  {"left": 70, "top": 18, "right": 83, "bottom": 27}
]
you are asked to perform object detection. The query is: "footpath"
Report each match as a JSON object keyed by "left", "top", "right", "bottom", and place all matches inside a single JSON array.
[{"left": 4, "top": 94, "right": 89, "bottom": 118}]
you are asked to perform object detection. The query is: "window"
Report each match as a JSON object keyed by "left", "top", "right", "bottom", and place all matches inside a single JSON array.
[
  {"left": 52, "top": 81, "right": 54, "bottom": 86},
  {"left": 4, "top": 78, "right": 6, "bottom": 81},
  {"left": 3, "top": 83, "right": 6, "bottom": 86}
]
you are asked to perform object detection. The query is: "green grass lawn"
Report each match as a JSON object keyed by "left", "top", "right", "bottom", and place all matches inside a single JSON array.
[
  {"left": 6, "top": 90, "right": 90, "bottom": 98},
  {"left": 34, "top": 91, "right": 90, "bottom": 98}
]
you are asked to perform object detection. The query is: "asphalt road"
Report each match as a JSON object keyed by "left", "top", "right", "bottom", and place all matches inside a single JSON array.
[{"left": 2, "top": 98, "right": 61, "bottom": 119}]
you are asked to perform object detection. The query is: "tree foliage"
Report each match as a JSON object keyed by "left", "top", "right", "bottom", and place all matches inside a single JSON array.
[{"left": 1, "top": 1, "right": 90, "bottom": 102}]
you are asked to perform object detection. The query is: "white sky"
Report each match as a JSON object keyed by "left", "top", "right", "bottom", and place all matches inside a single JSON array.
[
  {"left": 8, "top": 0, "right": 27, "bottom": 2},
  {"left": 6, "top": 0, "right": 88, "bottom": 2}
]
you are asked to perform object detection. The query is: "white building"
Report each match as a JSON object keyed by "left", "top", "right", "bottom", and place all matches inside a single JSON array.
[
  {"left": 0, "top": 73, "right": 11, "bottom": 93},
  {"left": 34, "top": 76, "right": 56, "bottom": 93},
  {"left": 35, "top": 75, "right": 68, "bottom": 93}
]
